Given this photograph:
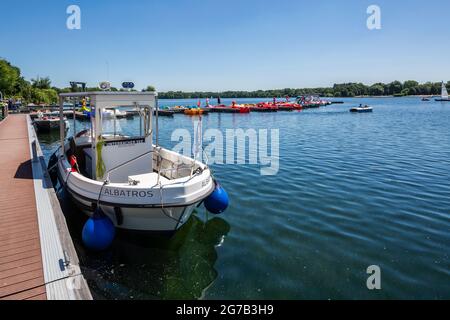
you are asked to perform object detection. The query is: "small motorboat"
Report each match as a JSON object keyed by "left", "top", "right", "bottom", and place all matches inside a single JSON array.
[
  {"left": 422, "top": 97, "right": 430, "bottom": 101},
  {"left": 296, "top": 95, "right": 322, "bottom": 108},
  {"left": 51, "top": 91, "right": 223, "bottom": 233},
  {"left": 350, "top": 105, "right": 373, "bottom": 113},
  {"left": 102, "top": 108, "right": 132, "bottom": 119},
  {"left": 154, "top": 109, "right": 174, "bottom": 117},
  {"left": 33, "top": 111, "right": 69, "bottom": 132}
]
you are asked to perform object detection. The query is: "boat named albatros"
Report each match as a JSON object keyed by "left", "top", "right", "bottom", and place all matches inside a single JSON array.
[{"left": 49, "top": 90, "right": 226, "bottom": 233}]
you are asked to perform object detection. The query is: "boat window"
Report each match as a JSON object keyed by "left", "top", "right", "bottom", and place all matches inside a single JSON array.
[{"left": 101, "top": 106, "right": 151, "bottom": 140}]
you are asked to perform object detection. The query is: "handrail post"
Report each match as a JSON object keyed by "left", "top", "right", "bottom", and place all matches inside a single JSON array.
[
  {"left": 155, "top": 97, "right": 159, "bottom": 147},
  {"left": 59, "top": 96, "right": 64, "bottom": 153}
]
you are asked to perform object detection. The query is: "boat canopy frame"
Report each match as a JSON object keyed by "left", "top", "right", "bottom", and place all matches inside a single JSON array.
[
  {"left": 58, "top": 91, "right": 159, "bottom": 181},
  {"left": 58, "top": 91, "right": 159, "bottom": 150}
]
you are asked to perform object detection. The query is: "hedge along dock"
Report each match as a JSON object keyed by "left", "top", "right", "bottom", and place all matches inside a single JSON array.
[{"left": 0, "top": 114, "right": 91, "bottom": 300}]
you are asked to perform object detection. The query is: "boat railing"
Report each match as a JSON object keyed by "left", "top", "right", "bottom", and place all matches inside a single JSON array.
[{"left": 154, "top": 152, "right": 187, "bottom": 181}]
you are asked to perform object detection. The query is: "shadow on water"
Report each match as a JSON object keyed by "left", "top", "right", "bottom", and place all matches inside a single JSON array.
[
  {"left": 36, "top": 129, "right": 63, "bottom": 145},
  {"left": 57, "top": 187, "right": 230, "bottom": 300}
]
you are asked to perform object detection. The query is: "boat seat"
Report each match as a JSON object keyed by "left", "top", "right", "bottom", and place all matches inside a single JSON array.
[{"left": 128, "top": 172, "right": 169, "bottom": 187}]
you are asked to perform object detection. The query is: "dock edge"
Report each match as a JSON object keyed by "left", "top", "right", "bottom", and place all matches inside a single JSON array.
[{"left": 26, "top": 115, "right": 92, "bottom": 300}]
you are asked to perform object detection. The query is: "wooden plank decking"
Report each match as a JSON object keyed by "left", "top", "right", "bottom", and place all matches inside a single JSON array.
[
  {"left": 0, "top": 115, "right": 46, "bottom": 300},
  {"left": 0, "top": 114, "right": 91, "bottom": 300}
]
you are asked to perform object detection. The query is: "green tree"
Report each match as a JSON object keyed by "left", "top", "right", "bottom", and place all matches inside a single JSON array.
[
  {"left": 31, "top": 76, "right": 51, "bottom": 89},
  {"left": 143, "top": 85, "right": 156, "bottom": 92},
  {"left": 403, "top": 80, "right": 419, "bottom": 89},
  {"left": 42, "top": 89, "right": 58, "bottom": 104},
  {"left": 31, "top": 88, "right": 47, "bottom": 104},
  {"left": 388, "top": 81, "right": 403, "bottom": 95},
  {"left": 369, "top": 84, "right": 384, "bottom": 96},
  {"left": 0, "top": 59, "right": 20, "bottom": 96}
]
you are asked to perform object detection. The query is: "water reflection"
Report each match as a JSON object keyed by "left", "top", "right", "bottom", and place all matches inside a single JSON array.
[{"left": 57, "top": 187, "right": 230, "bottom": 300}]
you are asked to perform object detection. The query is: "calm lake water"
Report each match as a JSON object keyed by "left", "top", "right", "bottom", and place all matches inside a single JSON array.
[{"left": 38, "top": 97, "right": 450, "bottom": 299}]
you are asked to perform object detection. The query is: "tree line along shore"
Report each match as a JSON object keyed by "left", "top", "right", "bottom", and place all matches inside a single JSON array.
[{"left": 1, "top": 58, "right": 448, "bottom": 105}]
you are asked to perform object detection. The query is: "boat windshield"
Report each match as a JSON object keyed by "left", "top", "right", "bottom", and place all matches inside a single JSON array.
[{"left": 100, "top": 106, "right": 151, "bottom": 139}]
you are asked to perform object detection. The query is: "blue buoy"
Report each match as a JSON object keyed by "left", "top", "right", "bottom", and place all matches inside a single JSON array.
[
  {"left": 82, "top": 208, "right": 116, "bottom": 251},
  {"left": 204, "top": 182, "right": 229, "bottom": 214}
]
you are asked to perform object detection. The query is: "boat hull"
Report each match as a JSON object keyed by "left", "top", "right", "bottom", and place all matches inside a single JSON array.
[
  {"left": 34, "top": 119, "right": 66, "bottom": 132},
  {"left": 56, "top": 151, "right": 215, "bottom": 233},
  {"left": 65, "top": 185, "right": 199, "bottom": 232},
  {"left": 350, "top": 108, "right": 373, "bottom": 113}
]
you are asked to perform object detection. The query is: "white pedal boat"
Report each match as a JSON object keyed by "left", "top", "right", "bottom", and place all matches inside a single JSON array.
[{"left": 51, "top": 91, "right": 215, "bottom": 233}]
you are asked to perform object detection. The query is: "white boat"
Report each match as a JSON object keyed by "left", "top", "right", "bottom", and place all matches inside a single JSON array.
[
  {"left": 435, "top": 81, "right": 450, "bottom": 101},
  {"left": 102, "top": 108, "right": 130, "bottom": 119},
  {"left": 33, "top": 111, "right": 69, "bottom": 132},
  {"left": 350, "top": 105, "right": 373, "bottom": 113},
  {"left": 51, "top": 91, "right": 216, "bottom": 232}
]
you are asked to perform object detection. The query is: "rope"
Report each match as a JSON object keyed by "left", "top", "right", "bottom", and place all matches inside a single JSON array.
[
  {"left": 158, "top": 179, "right": 182, "bottom": 223},
  {"left": 96, "top": 180, "right": 109, "bottom": 209}
]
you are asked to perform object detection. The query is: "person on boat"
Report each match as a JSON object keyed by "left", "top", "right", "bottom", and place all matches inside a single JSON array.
[
  {"left": 217, "top": 96, "right": 221, "bottom": 105},
  {"left": 273, "top": 97, "right": 276, "bottom": 105},
  {"left": 206, "top": 97, "right": 210, "bottom": 107}
]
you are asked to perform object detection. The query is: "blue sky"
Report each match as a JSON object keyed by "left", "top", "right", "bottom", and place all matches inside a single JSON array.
[{"left": 1, "top": 0, "right": 449, "bottom": 91}]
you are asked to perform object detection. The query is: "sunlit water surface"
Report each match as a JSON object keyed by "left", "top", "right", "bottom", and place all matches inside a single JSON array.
[{"left": 38, "top": 97, "right": 450, "bottom": 299}]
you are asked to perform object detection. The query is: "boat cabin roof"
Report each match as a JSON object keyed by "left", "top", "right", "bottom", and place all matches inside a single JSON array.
[{"left": 59, "top": 91, "right": 157, "bottom": 108}]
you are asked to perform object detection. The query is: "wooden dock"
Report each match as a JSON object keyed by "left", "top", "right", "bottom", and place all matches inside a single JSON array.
[{"left": 0, "top": 115, "right": 91, "bottom": 300}]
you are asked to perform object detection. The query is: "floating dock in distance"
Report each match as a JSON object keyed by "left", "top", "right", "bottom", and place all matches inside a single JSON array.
[
  {"left": 169, "top": 107, "right": 187, "bottom": 114},
  {"left": 277, "top": 106, "right": 295, "bottom": 111},
  {"left": 208, "top": 107, "right": 241, "bottom": 113},
  {"left": 0, "top": 114, "right": 92, "bottom": 300},
  {"left": 249, "top": 106, "right": 278, "bottom": 112},
  {"left": 153, "top": 110, "right": 175, "bottom": 117}
]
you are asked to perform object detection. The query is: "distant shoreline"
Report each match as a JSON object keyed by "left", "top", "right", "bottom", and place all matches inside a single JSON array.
[
  {"left": 352, "top": 95, "right": 435, "bottom": 98},
  {"left": 157, "top": 95, "right": 434, "bottom": 100}
]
